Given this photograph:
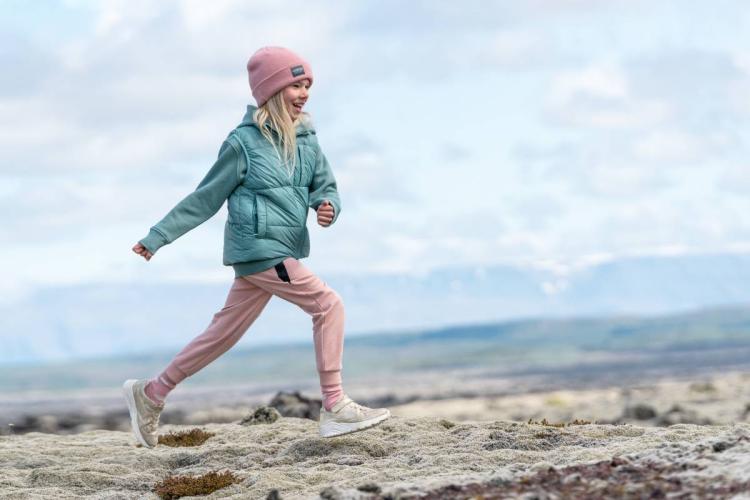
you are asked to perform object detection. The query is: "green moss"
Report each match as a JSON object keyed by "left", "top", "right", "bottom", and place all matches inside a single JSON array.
[
  {"left": 438, "top": 419, "right": 456, "bottom": 429},
  {"left": 154, "top": 470, "right": 240, "bottom": 499},
  {"left": 544, "top": 395, "right": 567, "bottom": 407},
  {"left": 158, "top": 428, "right": 215, "bottom": 447},
  {"left": 689, "top": 381, "right": 717, "bottom": 393}
]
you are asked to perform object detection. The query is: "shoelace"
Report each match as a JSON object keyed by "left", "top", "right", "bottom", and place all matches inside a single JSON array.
[
  {"left": 142, "top": 408, "right": 161, "bottom": 433},
  {"left": 140, "top": 387, "right": 163, "bottom": 433},
  {"left": 347, "top": 401, "right": 370, "bottom": 417}
]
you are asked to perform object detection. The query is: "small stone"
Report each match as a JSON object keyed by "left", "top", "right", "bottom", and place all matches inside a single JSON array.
[
  {"left": 623, "top": 403, "right": 657, "bottom": 420},
  {"left": 269, "top": 391, "right": 322, "bottom": 421},
  {"left": 336, "top": 456, "right": 364, "bottom": 466},
  {"left": 240, "top": 406, "right": 281, "bottom": 425},
  {"left": 712, "top": 440, "right": 735, "bottom": 453},
  {"left": 319, "top": 485, "right": 345, "bottom": 500},
  {"left": 357, "top": 482, "right": 382, "bottom": 493},
  {"left": 438, "top": 419, "right": 455, "bottom": 429},
  {"left": 561, "top": 472, "right": 582, "bottom": 485},
  {"left": 486, "top": 470, "right": 513, "bottom": 487},
  {"left": 266, "top": 488, "right": 282, "bottom": 500}
]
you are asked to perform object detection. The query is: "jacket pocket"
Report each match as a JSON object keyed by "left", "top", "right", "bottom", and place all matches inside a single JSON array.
[
  {"left": 240, "top": 192, "right": 255, "bottom": 226},
  {"left": 255, "top": 194, "right": 268, "bottom": 238}
]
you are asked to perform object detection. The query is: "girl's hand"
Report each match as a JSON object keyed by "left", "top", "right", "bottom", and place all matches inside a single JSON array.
[
  {"left": 317, "top": 200, "right": 335, "bottom": 227},
  {"left": 132, "top": 242, "right": 154, "bottom": 261}
]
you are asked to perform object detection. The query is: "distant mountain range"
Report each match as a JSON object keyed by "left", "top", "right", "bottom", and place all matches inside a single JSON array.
[{"left": 1, "top": 252, "right": 749, "bottom": 365}]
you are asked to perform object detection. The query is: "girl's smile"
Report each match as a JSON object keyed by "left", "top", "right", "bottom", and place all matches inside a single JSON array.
[{"left": 283, "top": 78, "right": 310, "bottom": 120}]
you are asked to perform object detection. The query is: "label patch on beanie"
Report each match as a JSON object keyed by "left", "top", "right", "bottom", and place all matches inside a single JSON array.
[{"left": 291, "top": 65, "right": 305, "bottom": 77}]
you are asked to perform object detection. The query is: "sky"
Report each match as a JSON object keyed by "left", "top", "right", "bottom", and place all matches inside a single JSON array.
[{"left": 1, "top": 0, "right": 749, "bottom": 307}]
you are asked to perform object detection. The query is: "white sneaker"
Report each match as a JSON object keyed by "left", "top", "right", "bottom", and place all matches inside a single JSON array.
[
  {"left": 319, "top": 394, "right": 391, "bottom": 438},
  {"left": 122, "top": 379, "right": 164, "bottom": 448}
]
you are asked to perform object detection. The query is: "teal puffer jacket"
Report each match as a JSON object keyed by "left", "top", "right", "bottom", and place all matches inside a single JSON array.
[
  {"left": 139, "top": 104, "right": 341, "bottom": 276},
  {"left": 223, "top": 105, "right": 342, "bottom": 271}
]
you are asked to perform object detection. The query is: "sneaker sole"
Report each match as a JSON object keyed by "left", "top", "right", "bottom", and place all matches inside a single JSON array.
[
  {"left": 319, "top": 409, "right": 391, "bottom": 438},
  {"left": 122, "top": 379, "right": 154, "bottom": 448}
]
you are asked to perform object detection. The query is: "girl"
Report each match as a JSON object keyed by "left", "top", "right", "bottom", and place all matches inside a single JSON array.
[{"left": 123, "top": 46, "right": 391, "bottom": 448}]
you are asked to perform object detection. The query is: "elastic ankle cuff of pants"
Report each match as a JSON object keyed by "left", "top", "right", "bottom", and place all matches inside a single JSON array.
[
  {"left": 164, "top": 366, "right": 189, "bottom": 386},
  {"left": 318, "top": 369, "right": 342, "bottom": 386},
  {"left": 157, "top": 373, "right": 177, "bottom": 390}
]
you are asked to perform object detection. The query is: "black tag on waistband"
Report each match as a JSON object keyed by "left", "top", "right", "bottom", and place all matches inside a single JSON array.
[{"left": 291, "top": 65, "right": 305, "bottom": 77}]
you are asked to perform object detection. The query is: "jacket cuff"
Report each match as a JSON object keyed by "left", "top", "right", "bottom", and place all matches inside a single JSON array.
[
  {"left": 139, "top": 228, "right": 169, "bottom": 254},
  {"left": 329, "top": 199, "right": 341, "bottom": 225}
]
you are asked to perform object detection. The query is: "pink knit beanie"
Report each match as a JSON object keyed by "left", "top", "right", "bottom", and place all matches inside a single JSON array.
[{"left": 247, "top": 46, "right": 314, "bottom": 107}]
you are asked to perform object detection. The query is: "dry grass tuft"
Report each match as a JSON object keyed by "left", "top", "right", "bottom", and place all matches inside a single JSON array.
[
  {"left": 527, "top": 417, "right": 595, "bottom": 427},
  {"left": 154, "top": 470, "right": 240, "bottom": 499},
  {"left": 158, "top": 428, "right": 216, "bottom": 447},
  {"left": 569, "top": 418, "right": 594, "bottom": 425}
]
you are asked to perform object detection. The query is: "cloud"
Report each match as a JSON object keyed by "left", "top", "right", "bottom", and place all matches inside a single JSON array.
[
  {"left": 544, "top": 47, "right": 750, "bottom": 135},
  {"left": 728, "top": 51, "right": 750, "bottom": 115},
  {"left": 325, "top": 135, "right": 415, "bottom": 207},
  {"left": 544, "top": 61, "right": 672, "bottom": 128},
  {"left": 631, "top": 130, "right": 734, "bottom": 164},
  {"left": 0, "top": 32, "right": 56, "bottom": 97},
  {"left": 2, "top": 0, "right": 749, "bottom": 303},
  {"left": 439, "top": 142, "right": 473, "bottom": 162},
  {"left": 510, "top": 139, "right": 674, "bottom": 197},
  {"left": 0, "top": 0, "right": 350, "bottom": 176},
  {"left": 626, "top": 49, "right": 744, "bottom": 112},
  {"left": 718, "top": 164, "right": 750, "bottom": 194}
]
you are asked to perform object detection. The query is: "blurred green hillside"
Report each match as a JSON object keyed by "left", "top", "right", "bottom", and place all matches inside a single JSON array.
[{"left": 1, "top": 304, "right": 748, "bottom": 394}]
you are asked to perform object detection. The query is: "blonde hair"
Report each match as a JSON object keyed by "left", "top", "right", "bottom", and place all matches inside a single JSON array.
[{"left": 253, "top": 91, "right": 311, "bottom": 178}]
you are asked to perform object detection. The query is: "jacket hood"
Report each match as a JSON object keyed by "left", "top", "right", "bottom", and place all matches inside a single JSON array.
[{"left": 240, "top": 104, "right": 315, "bottom": 136}]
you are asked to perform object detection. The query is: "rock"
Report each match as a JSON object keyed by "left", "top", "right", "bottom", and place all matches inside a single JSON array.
[
  {"left": 168, "top": 452, "right": 202, "bottom": 468},
  {"left": 269, "top": 391, "right": 321, "bottom": 421},
  {"left": 357, "top": 482, "right": 381, "bottom": 493},
  {"left": 622, "top": 403, "right": 657, "bottom": 420},
  {"left": 656, "top": 405, "right": 713, "bottom": 426},
  {"left": 336, "top": 456, "right": 364, "bottom": 466},
  {"left": 240, "top": 406, "right": 281, "bottom": 425},
  {"left": 55, "top": 413, "right": 86, "bottom": 431},
  {"left": 319, "top": 485, "right": 345, "bottom": 500},
  {"left": 266, "top": 488, "right": 282, "bottom": 499},
  {"left": 35, "top": 415, "right": 60, "bottom": 434},
  {"left": 712, "top": 440, "right": 736, "bottom": 453},
  {"left": 486, "top": 470, "right": 513, "bottom": 487}
]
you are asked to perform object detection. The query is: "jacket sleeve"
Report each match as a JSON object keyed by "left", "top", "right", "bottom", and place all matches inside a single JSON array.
[
  {"left": 308, "top": 142, "right": 342, "bottom": 225},
  {"left": 139, "top": 139, "right": 245, "bottom": 255}
]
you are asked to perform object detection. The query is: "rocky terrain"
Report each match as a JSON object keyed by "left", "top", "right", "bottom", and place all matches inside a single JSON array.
[
  {"left": 2, "top": 410, "right": 749, "bottom": 499},
  {"left": 2, "top": 370, "right": 750, "bottom": 498}
]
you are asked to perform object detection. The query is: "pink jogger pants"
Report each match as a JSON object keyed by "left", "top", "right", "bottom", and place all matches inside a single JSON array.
[{"left": 158, "top": 257, "right": 345, "bottom": 389}]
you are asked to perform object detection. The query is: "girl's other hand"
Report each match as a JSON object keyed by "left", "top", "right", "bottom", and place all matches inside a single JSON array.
[
  {"left": 316, "top": 200, "right": 334, "bottom": 227},
  {"left": 132, "top": 242, "right": 153, "bottom": 261}
]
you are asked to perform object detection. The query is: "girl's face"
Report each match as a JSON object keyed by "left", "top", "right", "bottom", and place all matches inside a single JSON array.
[{"left": 282, "top": 79, "right": 311, "bottom": 121}]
